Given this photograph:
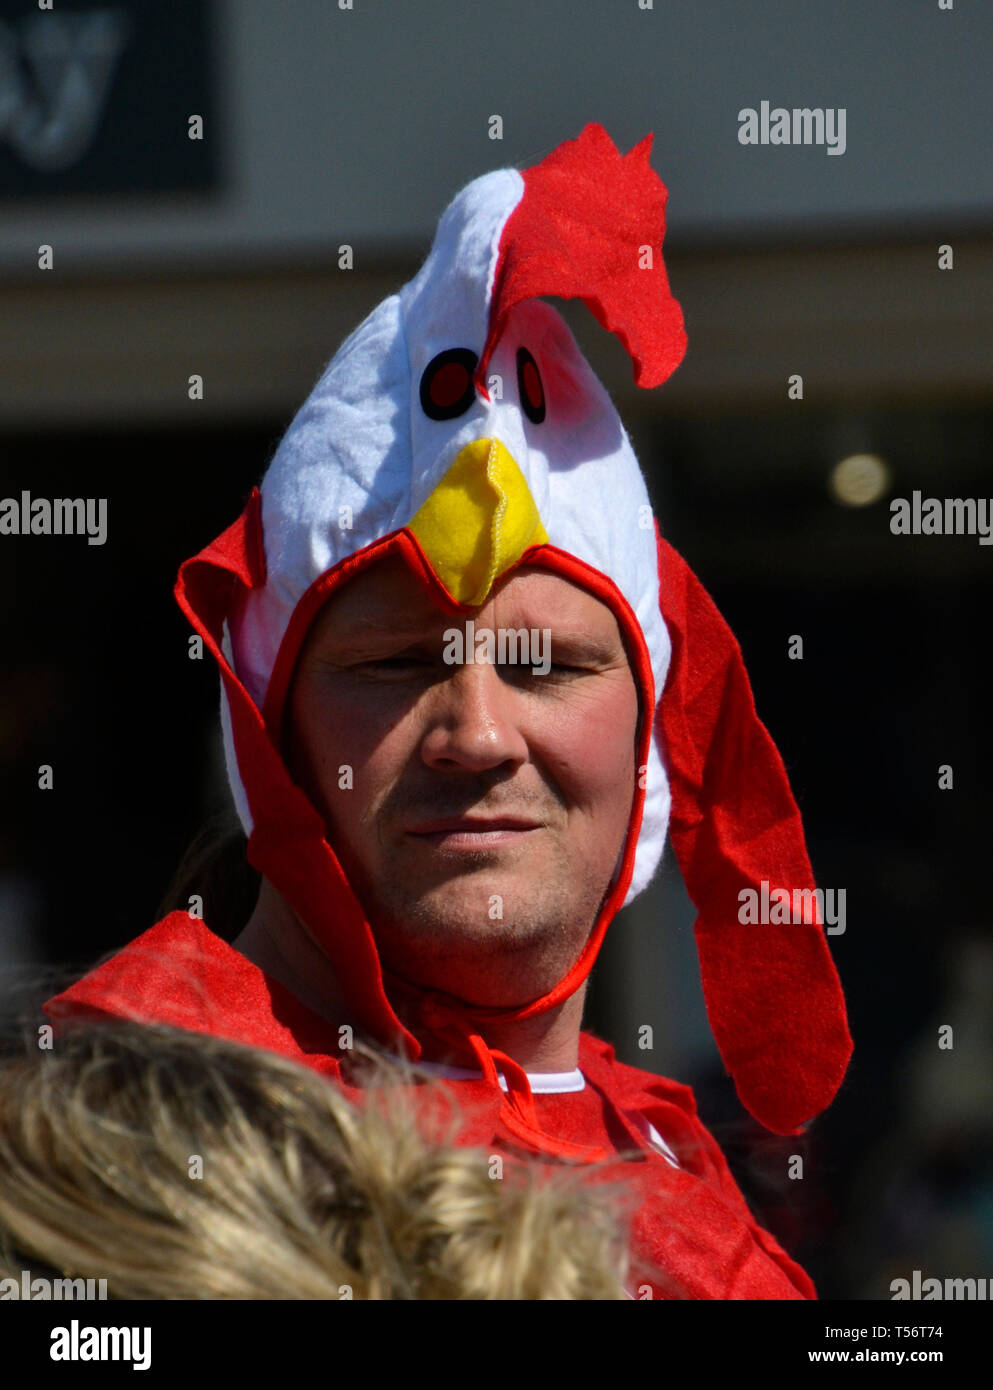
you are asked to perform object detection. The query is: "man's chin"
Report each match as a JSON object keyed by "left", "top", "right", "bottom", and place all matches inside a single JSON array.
[
  {"left": 371, "top": 900, "right": 547, "bottom": 960},
  {"left": 368, "top": 894, "right": 575, "bottom": 995}
]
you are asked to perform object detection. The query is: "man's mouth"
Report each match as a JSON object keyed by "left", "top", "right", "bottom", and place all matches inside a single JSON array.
[{"left": 405, "top": 816, "right": 543, "bottom": 849}]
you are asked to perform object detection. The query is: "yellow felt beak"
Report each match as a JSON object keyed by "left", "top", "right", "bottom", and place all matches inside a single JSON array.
[{"left": 408, "top": 438, "right": 549, "bottom": 606}]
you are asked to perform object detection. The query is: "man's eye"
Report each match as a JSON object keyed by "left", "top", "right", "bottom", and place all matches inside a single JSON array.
[
  {"left": 545, "top": 664, "right": 591, "bottom": 680},
  {"left": 505, "top": 662, "right": 587, "bottom": 681},
  {"left": 362, "top": 657, "right": 427, "bottom": 670}
]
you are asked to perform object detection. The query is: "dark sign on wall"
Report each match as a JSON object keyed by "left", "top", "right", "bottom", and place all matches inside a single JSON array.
[{"left": 0, "top": 0, "right": 217, "bottom": 197}]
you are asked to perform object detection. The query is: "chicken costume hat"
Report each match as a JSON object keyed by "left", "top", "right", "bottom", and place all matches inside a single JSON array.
[{"left": 176, "top": 123, "right": 851, "bottom": 1158}]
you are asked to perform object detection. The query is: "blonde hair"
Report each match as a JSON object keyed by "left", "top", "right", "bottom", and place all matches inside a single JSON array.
[{"left": 0, "top": 1022, "right": 629, "bottom": 1299}]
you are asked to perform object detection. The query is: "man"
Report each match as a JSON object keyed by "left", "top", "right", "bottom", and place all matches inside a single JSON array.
[
  {"left": 46, "top": 123, "right": 852, "bottom": 1298},
  {"left": 236, "top": 554, "right": 640, "bottom": 1067}
]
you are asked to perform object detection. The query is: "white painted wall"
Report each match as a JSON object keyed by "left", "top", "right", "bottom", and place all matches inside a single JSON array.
[{"left": 1, "top": 0, "right": 990, "bottom": 276}]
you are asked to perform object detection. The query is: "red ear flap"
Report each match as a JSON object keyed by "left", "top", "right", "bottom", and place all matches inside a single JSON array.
[
  {"left": 173, "top": 492, "right": 421, "bottom": 1060},
  {"left": 656, "top": 531, "right": 853, "bottom": 1134},
  {"left": 175, "top": 486, "right": 267, "bottom": 646}
]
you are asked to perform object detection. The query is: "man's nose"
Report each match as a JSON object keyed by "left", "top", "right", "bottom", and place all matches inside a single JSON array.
[{"left": 419, "top": 660, "right": 529, "bottom": 773}]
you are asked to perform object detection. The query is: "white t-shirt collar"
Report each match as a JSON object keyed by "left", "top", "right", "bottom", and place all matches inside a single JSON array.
[{"left": 413, "top": 1059, "right": 586, "bottom": 1094}]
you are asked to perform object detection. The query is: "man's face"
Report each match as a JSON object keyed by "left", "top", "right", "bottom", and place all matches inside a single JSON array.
[{"left": 285, "top": 555, "right": 640, "bottom": 1007}]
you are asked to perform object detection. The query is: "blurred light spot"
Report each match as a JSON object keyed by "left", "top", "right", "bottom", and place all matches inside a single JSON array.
[{"left": 829, "top": 453, "right": 890, "bottom": 507}]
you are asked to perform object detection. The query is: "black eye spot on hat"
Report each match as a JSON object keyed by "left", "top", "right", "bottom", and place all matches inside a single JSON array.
[
  {"left": 516, "top": 346, "right": 545, "bottom": 424},
  {"left": 420, "top": 348, "right": 479, "bottom": 421}
]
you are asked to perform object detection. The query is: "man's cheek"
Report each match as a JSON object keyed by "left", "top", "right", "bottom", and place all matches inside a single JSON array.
[{"left": 540, "top": 724, "right": 628, "bottom": 796}]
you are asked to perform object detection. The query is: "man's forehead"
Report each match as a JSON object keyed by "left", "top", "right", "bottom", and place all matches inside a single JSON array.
[{"left": 310, "top": 556, "right": 622, "bottom": 642}]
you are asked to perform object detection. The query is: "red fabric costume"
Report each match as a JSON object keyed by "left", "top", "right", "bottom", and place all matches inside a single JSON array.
[
  {"left": 44, "top": 124, "right": 851, "bottom": 1298},
  {"left": 47, "top": 913, "right": 814, "bottom": 1299}
]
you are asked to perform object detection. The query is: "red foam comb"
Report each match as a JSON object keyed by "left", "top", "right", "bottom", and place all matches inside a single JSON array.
[{"left": 476, "top": 122, "right": 687, "bottom": 394}]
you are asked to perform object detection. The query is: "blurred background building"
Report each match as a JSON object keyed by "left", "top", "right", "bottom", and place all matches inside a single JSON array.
[{"left": 1, "top": 0, "right": 991, "bottom": 1298}]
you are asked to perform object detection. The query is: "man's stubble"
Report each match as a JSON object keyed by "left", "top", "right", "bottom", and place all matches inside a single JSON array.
[{"left": 344, "top": 829, "right": 614, "bottom": 1006}]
